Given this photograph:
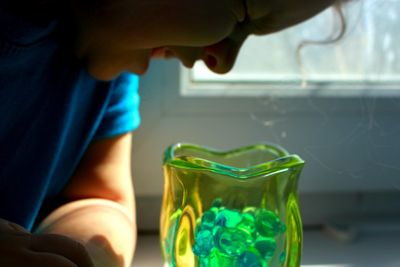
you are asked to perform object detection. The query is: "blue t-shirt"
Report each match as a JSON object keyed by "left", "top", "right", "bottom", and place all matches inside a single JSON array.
[{"left": 0, "top": 8, "right": 141, "bottom": 230}]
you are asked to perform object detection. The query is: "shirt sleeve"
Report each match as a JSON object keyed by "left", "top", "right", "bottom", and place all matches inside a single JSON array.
[{"left": 94, "top": 73, "right": 141, "bottom": 139}]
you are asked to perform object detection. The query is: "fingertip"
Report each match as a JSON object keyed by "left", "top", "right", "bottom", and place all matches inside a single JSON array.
[
  {"left": 8, "top": 221, "right": 30, "bottom": 233},
  {"left": 0, "top": 218, "right": 30, "bottom": 234}
]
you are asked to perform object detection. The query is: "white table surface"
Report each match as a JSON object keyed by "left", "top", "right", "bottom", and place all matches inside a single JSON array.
[{"left": 131, "top": 230, "right": 400, "bottom": 267}]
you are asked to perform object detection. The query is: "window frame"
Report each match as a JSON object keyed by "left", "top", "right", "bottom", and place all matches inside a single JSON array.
[{"left": 181, "top": 66, "right": 400, "bottom": 98}]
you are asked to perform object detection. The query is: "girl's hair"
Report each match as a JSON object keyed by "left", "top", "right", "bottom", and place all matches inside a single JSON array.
[{"left": 296, "top": 0, "right": 348, "bottom": 87}]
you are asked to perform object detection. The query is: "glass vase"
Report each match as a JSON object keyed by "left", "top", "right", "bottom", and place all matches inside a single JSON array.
[{"left": 160, "top": 143, "right": 304, "bottom": 267}]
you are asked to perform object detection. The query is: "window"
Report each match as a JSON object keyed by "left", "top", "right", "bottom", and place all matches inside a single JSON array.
[{"left": 182, "top": 0, "right": 400, "bottom": 97}]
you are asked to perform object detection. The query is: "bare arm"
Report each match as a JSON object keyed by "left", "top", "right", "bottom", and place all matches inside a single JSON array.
[{"left": 34, "top": 133, "right": 137, "bottom": 267}]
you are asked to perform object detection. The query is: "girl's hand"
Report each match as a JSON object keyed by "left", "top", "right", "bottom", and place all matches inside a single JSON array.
[{"left": 0, "top": 218, "right": 94, "bottom": 267}]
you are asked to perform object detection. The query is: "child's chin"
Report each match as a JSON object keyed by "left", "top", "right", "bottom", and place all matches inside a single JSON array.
[
  {"left": 89, "top": 71, "right": 119, "bottom": 81},
  {"left": 84, "top": 64, "right": 122, "bottom": 81},
  {"left": 84, "top": 58, "right": 150, "bottom": 80}
]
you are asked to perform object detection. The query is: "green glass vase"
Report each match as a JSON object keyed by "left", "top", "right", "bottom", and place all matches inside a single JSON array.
[{"left": 160, "top": 143, "right": 304, "bottom": 267}]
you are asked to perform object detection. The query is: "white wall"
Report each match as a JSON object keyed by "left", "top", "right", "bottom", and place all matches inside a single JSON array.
[{"left": 132, "top": 60, "right": 400, "bottom": 196}]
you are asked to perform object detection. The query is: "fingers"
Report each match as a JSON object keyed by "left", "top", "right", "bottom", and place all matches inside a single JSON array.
[
  {"left": 25, "top": 251, "right": 79, "bottom": 267},
  {"left": 0, "top": 218, "right": 29, "bottom": 234},
  {"left": 30, "top": 234, "right": 94, "bottom": 267},
  {"left": 0, "top": 219, "right": 92, "bottom": 267}
]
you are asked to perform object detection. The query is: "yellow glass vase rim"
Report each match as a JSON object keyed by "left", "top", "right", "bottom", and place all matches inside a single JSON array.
[{"left": 163, "top": 143, "right": 305, "bottom": 179}]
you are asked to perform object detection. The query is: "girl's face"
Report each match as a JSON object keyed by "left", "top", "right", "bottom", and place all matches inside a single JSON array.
[{"left": 72, "top": 0, "right": 335, "bottom": 80}]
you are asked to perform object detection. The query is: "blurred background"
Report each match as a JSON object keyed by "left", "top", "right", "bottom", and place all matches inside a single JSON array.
[{"left": 131, "top": 0, "right": 400, "bottom": 266}]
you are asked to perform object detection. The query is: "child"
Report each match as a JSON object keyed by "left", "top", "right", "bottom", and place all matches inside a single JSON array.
[{"left": 0, "top": 0, "right": 337, "bottom": 266}]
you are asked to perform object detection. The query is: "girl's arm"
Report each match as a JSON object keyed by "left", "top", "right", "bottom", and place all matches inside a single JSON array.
[{"left": 35, "top": 133, "right": 137, "bottom": 267}]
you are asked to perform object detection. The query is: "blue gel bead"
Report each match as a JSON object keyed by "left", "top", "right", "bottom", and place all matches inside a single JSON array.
[
  {"left": 211, "top": 198, "right": 223, "bottom": 208},
  {"left": 238, "top": 251, "right": 262, "bottom": 267},
  {"left": 201, "top": 210, "right": 217, "bottom": 227},
  {"left": 255, "top": 237, "right": 277, "bottom": 260},
  {"left": 199, "top": 256, "right": 210, "bottom": 267},
  {"left": 212, "top": 225, "right": 222, "bottom": 236},
  {"left": 215, "top": 228, "right": 248, "bottom": 256},
  {"left": 242, "top": 207, "right": 257, "bottom": 214},
  {"left": 238, "top": 213, "right": 256, "bottom": 234},
  {"left": 215, "top": 209, "right": 242, "bottom": 228},
  {"left": 195, "top": 223, "right": 211, "bottom": 235},
  {"left": 215, "top": 213, "right": 227, "bottom": 227},
  {"left": 255, "top": 209, "right": 284, "bottom": 237},
  {"left": 192, "top": 228, "right": 214, "bottom": 257},
  {"left": 210, "top": 206, "right": 219, "bottom": 214}
]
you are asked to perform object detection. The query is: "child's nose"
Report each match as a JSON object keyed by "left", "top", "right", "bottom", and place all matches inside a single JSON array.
[{"left": 202, "top": 38, "right": 242, "bottom": 74}]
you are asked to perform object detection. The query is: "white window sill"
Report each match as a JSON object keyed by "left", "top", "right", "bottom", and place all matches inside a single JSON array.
[{"left": 132, "top": 230, "right": 400, "bottom": 267}]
